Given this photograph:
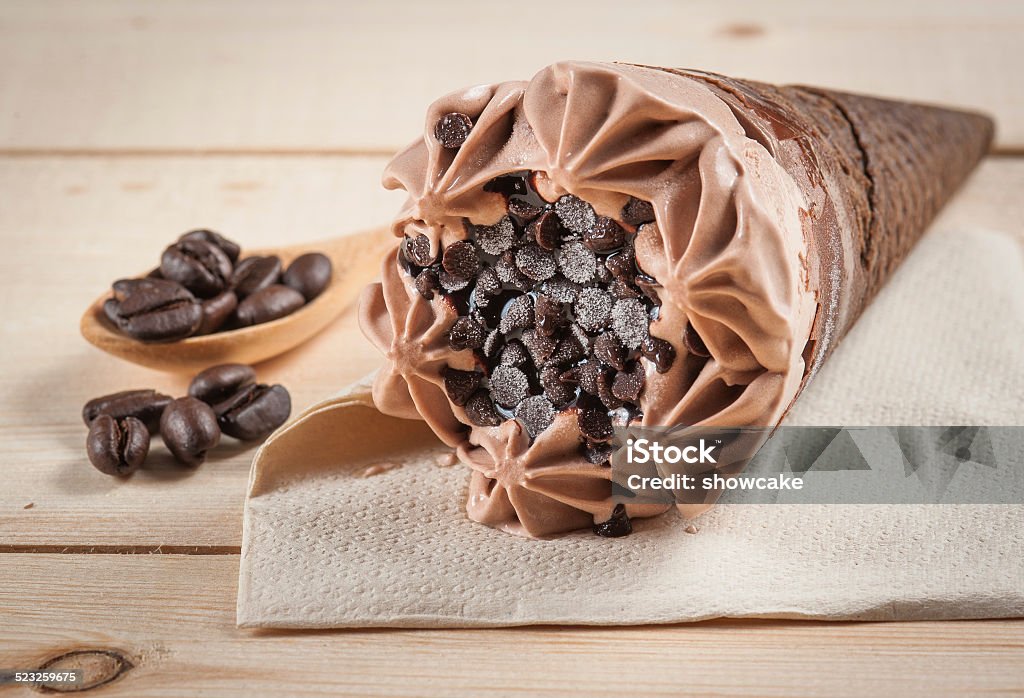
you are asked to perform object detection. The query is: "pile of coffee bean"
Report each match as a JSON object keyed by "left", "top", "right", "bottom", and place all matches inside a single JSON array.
[
  {"left": 400, "top": 166, "right": 707, "bottom": 475},
  {"left": 101, "top": 229, "right": 333, "bottom": 342},
  {"left": 82, "top": 363, "right": 291, "bottom": 475}
]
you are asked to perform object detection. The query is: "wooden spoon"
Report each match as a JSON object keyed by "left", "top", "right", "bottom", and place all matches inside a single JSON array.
[{"left": 80, "top": 227, "right": 395, "bottom": 373}]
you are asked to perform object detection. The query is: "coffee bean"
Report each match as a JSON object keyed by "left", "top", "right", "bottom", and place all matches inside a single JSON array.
[
  {"left": 465, "top": 390, "right": 501, "bottom": 427},
  {"left": 583, "top": 216, "right": 625, "bottom": 253},
  {"left": 443, "top": 367, "right": 481, "bottom": 407},
  {"left": 282, "top": 253, "right": 332, "bottom": 302},
  {"left": 105, "top": 278, "right": 202, "bottom": 342},
  {"left": 83, "top": 389, "right": 173, "bottom": 434},
  {"left": 213, "top": 384, "right": 291, "bottom": 440},
  {"left": 196, "top": 290, "right": 238, "bottom": 335},
  {"left": 621, "top": 197, "right": 656, "bottom": 226},
  {"left": 641, "top": 335, "right": 676, "bottom": 373},
  {"left": 448, "top": 317, "right": 486, "bottom": 351},
  {"left": 86, "top": 415, "right": 149, "bottom": 476},
  {"left": 442, "top": 241, "right": 480, "bottom": 280},
  {"left": 160, "top": 397, "right": 220, "bottom": 466},
  {"left": 684, "top": 322, "right": 711, "bottom": 357},
  {"left": 179, "top": 229, "right": 241, "bottom": 264},
  {"left": 434, "top": 112, "right": 473, "bottom": 149},
  {"left": 160, "top": 238, "right": 233, "bottom": 298},
  {"left": 188, "top": 363, "right": 257, "bottom": 405},
  {"left": 232, "top": 255, "right": 282, "bottom": 299},
  {"left": 593, "top": 503, "right": 632, "bottom": 537},
  {"left": 234, "top": 284, "right": 305, "bottom": 327}
]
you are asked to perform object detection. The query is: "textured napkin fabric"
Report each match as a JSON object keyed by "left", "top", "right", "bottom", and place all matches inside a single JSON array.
[{"left": 237, "top": 224, "right": 1024, "bottom": 628}]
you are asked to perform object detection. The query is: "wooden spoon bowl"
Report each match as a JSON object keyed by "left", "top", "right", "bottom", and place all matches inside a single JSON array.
[{"left": 81, "top": 227, "right": 394, "bottom": 373}]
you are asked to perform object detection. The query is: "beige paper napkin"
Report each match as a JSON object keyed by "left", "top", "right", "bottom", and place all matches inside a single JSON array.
[{"left": 237, "top": 225, "right": 1024, "bottom": 628}]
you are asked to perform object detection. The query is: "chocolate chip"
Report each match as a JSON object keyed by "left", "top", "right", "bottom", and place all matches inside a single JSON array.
[
  {"left": 597, "top": 376, "right": 624, "bottom": 410},
  {"left": 404, "top": 234, "right": 435, "bottom": 267},
  {"left": 482, "top": 329, "right": 502, "bottom": 359},
  {"left": 594, "top": 263, "right": 612, "bottom": 284},
  {"left": 569, "top": 323, "right": 593, "bottom": 352},
  {"left": 555, "top": 241, "right": 597, "bottom": 284},
  {"left": 582, "top": 441, "right": 616, "bottom": 465},
  {"left": 593, "top": 332, "right": 627, "bottom": 370},
  {"left": 516, "top": 395, "right": 555, "bottom": 438},
  {"left": 415, "top": 268, "right": 440, "bottom": 299},
  {"left": 611, "top": 363, "right": 645, "bottom": 402},
  {"left": 547, "top": 335, "right": 586, "bottom": 367},
  {"left": 475, "top": 217, "right": 517, "bottom": 255},
  {"left": 521, "top": 328, "right": 556, "bottom": 365},
  {"left": 621, "top": 197, "right": 656, "bottom": 226},
  {"left": 583, "top": 216, "right": 626, "bottom": 253},
  {"left": 508, "top": 197, "right": 544, "bottom": 223},
  {"left": 636, "top": 277, "right": 661, "bottom": 306},
  {"left": 496, "top": 251, "right": 531, "bottom": 291},
  {"left": 610, "top": 298, "right": 649, "bottom": 350},
  {"left": 574, "top": 287, "right": 613, "bottom": 333},
  {"left": 499, "top": 294, "right": 534, "bottom": 334},
  {"left": 527, "top": 211, "right": 562, "bottom": 250},
  {"left": 534, "top": 294, "right": 565, "bottom": 337},
  {"left": 473, "top": 267, "right": 501, "bottom": 301},
  {"left": 610, "top": 279, "right": 641, "bottom": 299},
  {"left": 540, "top": 276, "right": 581, "bottom": 303},
  {"left": 564, "top": 361, "right": 606, "bottom": 396},
  {"left": 684, "top": 322, "right": 711, "bottom": 357},
  {"left": 443, "top": 367, "right": 482, "bottom": 406},
  {"left": 593, "top": 503, "right": 632, "bottom": 537},
  {"left": 605, "top": 250, "right": 635, "bottom": 280},
  {"left": 578, "top": 407, "right": 613, "bottom": 442},
  {"left": 499, "top": 339, "right": 530, "bottom": 367},
  {"left": 490, "top": 365, "right": 530, "bottom": 408},
  {"left": 434, "top": 112, "right": 473, "bottom": 149},
  {"left": 555, "top": 194, "right": 596, "bottom": 235},
  {"left": 641, "top": 335, "right": 676, "bottom": 373},
  {"left": 465, "top": 390, "right": 501, "bottom": 427},
  {"left": 448, "top": 317, "right": 486, "bottom": 350},
  {"left": 439, "top": 270, "right": 471, "bottom": 292},
  {"left": 442, "top": 240, "right": 480, "bottom": 280},
  {"left": 540, "top": 364, "right": 576, "bottom": 407},
  {"left": 515, "top": 245, "right": 557, "bottom": 281}
]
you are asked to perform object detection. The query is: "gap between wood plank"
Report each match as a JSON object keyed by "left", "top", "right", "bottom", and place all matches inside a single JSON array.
[{"left": 0, "top": 545, "right": 240, "bottom": 555}]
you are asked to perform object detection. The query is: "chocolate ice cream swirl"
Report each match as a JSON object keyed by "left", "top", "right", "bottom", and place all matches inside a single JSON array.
[{"left": 359, "top": 61, "right": 817, "bottom": 537}]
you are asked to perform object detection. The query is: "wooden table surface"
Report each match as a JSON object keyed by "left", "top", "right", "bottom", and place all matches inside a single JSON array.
[{"left": 1, "top": 2, "right": 1022, "bottom": 695}]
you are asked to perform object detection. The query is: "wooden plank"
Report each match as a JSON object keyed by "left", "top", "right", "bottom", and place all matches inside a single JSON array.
[
  {"left": 0, "top": 554, "right": 1022, "bottom": 697},
  {"left": 1, "top": 155, "right": 1021, "bottom": 547},
  {"left": 1, "top": 0, "right": 1022, "bottom": 151}
]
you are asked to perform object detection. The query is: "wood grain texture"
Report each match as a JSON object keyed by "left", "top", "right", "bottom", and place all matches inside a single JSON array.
[
  {"left": 1, "top": 0, "right": 1022, "bottom": 151},
  {"left": 1, "top": 555, "right": 1022, "bottom": 697},
  {"left": 1, "top": 156, "right": 1021, "bottom": 547}
]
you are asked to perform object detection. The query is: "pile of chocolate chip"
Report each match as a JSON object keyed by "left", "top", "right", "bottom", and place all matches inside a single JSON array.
[
  {"left": 102, "top": 230, "right": 333, "bottom": 342},
  {"left": 401, "top": 166, "right": 692, "bottom": 466},
  {"left": 82, "top": 363, "right": 291, "bottom": 475}
]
